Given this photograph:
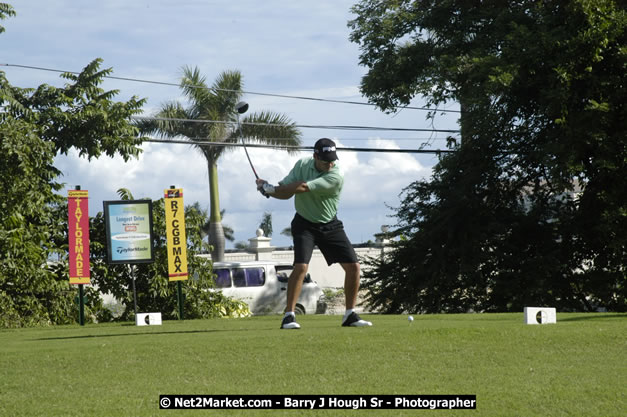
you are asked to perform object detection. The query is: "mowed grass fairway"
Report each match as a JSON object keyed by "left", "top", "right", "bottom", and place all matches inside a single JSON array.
[{"left": 1, "top": 313, "right": 625, "bottom": 417}]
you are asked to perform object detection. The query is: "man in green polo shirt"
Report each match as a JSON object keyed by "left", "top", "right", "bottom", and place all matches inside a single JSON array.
[{"left": 256, "top": 138, "right": 372, "bottom": 329}]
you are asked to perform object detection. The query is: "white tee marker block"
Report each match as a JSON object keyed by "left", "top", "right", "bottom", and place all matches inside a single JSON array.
[
  {"left": 136, "top": 312, "right": 162, "bottom": 326},
  {"left": 524, "top": 307, "right": 556, "bottom": 324}
]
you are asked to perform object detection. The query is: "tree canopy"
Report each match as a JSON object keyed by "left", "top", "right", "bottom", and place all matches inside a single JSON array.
[
  {"left": 350, "top": 0, "right": 626, "bottom": 312},
  {"left": 0, "top": 58, "right": 147, "bottom": 326}
]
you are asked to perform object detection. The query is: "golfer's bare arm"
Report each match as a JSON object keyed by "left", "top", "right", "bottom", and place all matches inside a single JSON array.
[{"left": 272, "top": 181, "right": 309, "bottom": 199}]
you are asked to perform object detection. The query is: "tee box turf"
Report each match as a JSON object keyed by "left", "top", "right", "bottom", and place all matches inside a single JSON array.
[{"left": 524, "top": 307, "right": 557, "bottom": 324}]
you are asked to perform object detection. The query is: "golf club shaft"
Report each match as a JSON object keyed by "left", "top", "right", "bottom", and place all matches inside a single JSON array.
[
  {"left": 242, "top": 141, "right": 259, "bottom": 179},
  {"left": 237, "top": 115, "right": 259, "bottom": 179}
]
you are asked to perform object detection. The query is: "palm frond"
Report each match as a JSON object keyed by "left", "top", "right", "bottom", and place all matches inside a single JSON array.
[
  {"left": 180, "top": 66, "right": 213, "bottom": 111},
  {"left": 136, "top": 102, "right": 191, "bottom": 138},
  {"left": 116, "top": 188, "right": 134, "bottom": 200},
  {"left": 233, "top": 111, "right": 303, "bottom": 155},
  {"left": 210, "top": 70, "right": 243, "bottom": 119}
]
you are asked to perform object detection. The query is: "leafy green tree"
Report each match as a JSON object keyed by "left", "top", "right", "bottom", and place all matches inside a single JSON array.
[
  {"left": 0, "top": 57, "right": 146, "bottom": 326},
  {"left": 4, "top": 61, "right": 145, "bottom": 160},
  {"left": 88, "top": 190, "right": 250, "bottom": 320},
  {"left": 234, "top": 241, "right": 249, "bottom": 251},
  {"left": 351, "top": 1, "right": 626, "bottom": 312},
  {"left": 137, "top": 67, "right": 302, "bottom": 261},
  {"left": 0, "top": 2, "right": 15, "bottom": 33},
  {"left": 0, "top": 7, "right": 148, "bottom": 326},
  {"left": 0, "top": 118, "right": 68, "bottom": 326}
]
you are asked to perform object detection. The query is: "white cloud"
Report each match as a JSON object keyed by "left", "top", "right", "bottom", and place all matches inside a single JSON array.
[{"left": 339, "top": 138, "right": 430, "bottom": 208}]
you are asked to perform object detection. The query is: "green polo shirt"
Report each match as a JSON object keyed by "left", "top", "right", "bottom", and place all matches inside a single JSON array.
[{"left": 279, "top": 157, "right": 343, "bottom": 223}]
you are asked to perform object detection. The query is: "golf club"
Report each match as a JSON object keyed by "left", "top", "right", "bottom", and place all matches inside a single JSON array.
[{"left": 235, "top": 101, "right": 259, "bottom": 180}]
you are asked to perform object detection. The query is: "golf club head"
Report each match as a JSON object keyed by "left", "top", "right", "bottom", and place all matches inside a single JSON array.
[{"left": 235, "top": 101, "right": 249, "bottom": 114}]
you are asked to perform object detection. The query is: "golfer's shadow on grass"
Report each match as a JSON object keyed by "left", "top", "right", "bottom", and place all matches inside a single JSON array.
[
  {"left": 559, "top": 313, "right": 626, "bottom": 322},
  {"left": 33, "top": 328, "right": 234, "bottom": 341}
]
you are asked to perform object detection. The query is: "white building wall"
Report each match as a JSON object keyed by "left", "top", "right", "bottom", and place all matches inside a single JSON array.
[{"left": 218, "top": 231, "right": 385, "bottom": 288}]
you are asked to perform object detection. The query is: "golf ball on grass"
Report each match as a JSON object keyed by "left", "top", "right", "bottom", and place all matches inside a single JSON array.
[{"left": 408, "top": 315, "right": 414, "bottom": 322}]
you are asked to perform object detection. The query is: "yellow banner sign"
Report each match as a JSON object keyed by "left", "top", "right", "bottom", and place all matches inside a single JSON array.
[{"left": 164, "top": 188, "right": 188, "bottom": 281}]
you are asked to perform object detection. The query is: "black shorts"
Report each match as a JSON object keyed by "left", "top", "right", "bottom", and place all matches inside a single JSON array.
[{"left": 291, "top": 213, "right": 358, "bottom": 266}]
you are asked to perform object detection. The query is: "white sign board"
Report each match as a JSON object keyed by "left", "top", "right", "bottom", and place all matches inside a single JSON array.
[
  {"left": 136, "top": 312, "right": 162, "bottom": 326},
  {"left": 524, "top": 307, "right": 557, "bottom": 324}
]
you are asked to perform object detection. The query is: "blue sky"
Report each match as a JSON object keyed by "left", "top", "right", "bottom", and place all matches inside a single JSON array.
[{"left": 2, "top": 1, "right": 460, "bottom": 248}]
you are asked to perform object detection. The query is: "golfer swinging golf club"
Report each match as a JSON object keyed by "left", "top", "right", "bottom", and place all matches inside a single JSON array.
[{"left": 256, "top": 138, "right": 372, "bottom": 329}]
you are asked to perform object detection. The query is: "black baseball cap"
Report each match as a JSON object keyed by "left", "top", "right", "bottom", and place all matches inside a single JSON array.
[{"left": 313, "top": 138, "right": 338, "bottom": 162}]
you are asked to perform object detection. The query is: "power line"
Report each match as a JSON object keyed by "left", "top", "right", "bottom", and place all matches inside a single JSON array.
[
  {"left": 133, "top": 115, "right": 460, "bottom": 134},
  {"left": 250, "top": 136, "right": 452, "bottom": 141},
  {"left": 142, "top": 137, "right": 454, "bottom": 154},
  {"left": 1, "top": 63, "right": 462, "bottom": 113}
]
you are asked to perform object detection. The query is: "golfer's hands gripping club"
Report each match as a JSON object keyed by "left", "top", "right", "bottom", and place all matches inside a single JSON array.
[{"left": 256, "top": 179, "right": 276, "bottom": 198}]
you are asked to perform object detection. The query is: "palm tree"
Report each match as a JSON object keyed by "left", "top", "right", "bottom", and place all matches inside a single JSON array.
[
  {"left": 189, "top": 203, "right": 235, "bottom": 248},
  {"left": 138, "top": 67, "right": 301, "bottom": 261},
  {"left": 258, "top": 211, "right": 273, "bottom": 237}
]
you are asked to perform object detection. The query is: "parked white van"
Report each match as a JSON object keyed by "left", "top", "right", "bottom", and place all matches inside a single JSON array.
[{"left": 211, "top": 260, "right": 324, "bottom": 315}]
